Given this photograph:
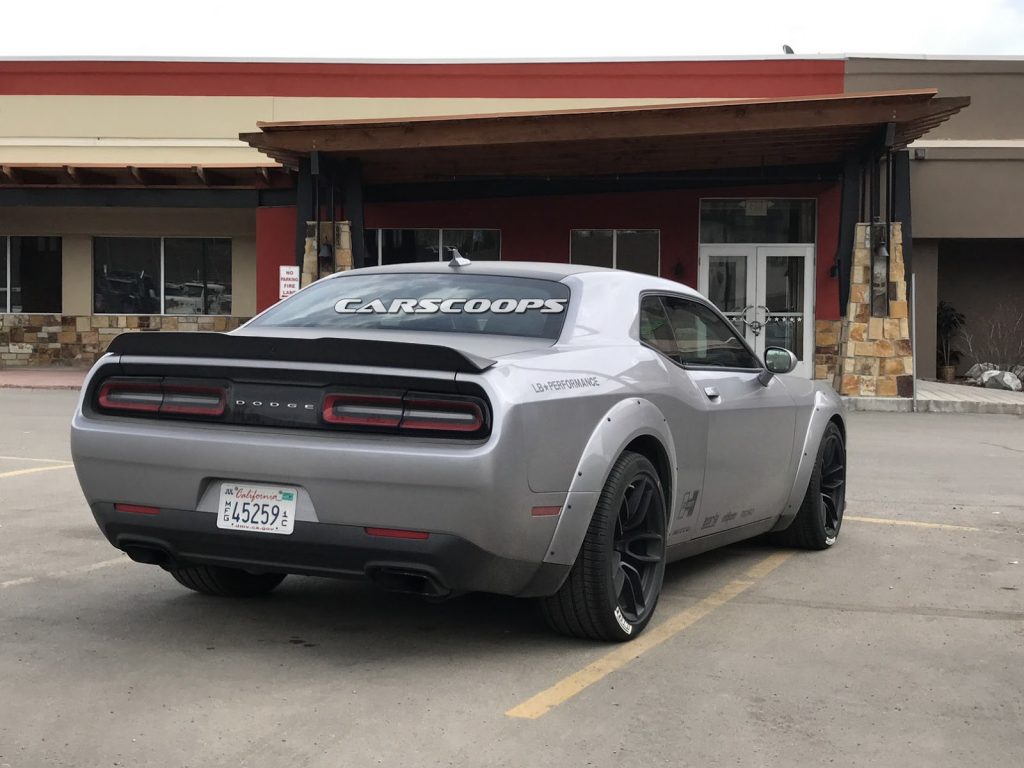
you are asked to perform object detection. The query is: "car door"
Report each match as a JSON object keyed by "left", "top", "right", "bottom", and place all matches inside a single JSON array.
[{"left": 655, "top": 294, "right": 797, "bottom": 535}]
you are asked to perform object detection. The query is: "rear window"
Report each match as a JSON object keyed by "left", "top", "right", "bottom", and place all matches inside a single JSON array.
[{"left": 251, "top": 272, "right": 571, "bottom": 340}]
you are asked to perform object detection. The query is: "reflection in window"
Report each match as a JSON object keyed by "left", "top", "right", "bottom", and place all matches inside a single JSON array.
[
  {"left": 570, "top": 229, "right": 659, "bottom": 275},
  {"left": 163, "top": 239, "right": 232, "bottom": 316},
  {"left": 700, "top": 200, "right": 815, "bottom": 244},
  {"left": 93, "top": 237, "right": 232, "bottom": 315},
  {"left": 707, "top": 255, "right": 747, "bottom": 313},
  {"left": 94, "top": 238, "right": 161, "bottom": 315},
  {"left": 1, "top": 236, "right": 63, "bottom": 313}
]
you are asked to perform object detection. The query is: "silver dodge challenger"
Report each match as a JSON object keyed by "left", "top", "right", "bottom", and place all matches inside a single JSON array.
[{"left": 71, "top": 260, "right": 846, "bottom": 642}]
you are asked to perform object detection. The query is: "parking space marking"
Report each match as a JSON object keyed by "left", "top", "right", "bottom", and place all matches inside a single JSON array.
[
  {"left": 846, "top": 515, "right": 981, "bottom": 532},
  {"left": 0, "top": 464, "right": 74, "bottom": 480},
  {"left": 0, "top": 454, "right": 74, "bottom": 464},
  {"left": 0, "top": 556, "right": 128, "bottom": 590},
  {"left": 505, "top": 551, "right": 793, "bottom": 720}
]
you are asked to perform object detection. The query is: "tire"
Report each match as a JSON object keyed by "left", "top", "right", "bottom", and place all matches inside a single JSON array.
[
  {"left": 170, "top": 564, "right": 286, "bottom": 597},
  {"left": 773, "top": 421, "right": 846, "bottom": 550},
  {"left": 541, "top": 451, "right": 667, "bottom": 642}
]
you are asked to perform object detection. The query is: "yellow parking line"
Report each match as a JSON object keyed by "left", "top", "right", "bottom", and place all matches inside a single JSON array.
[
  {"left": 0, "top": 464, "right": 74, "bottom": 479},
  {"left": 0, "top": 454, "right": 73, "bottom": 464},
  {"left": 846, "top": 515, "right": 980, "bottom": 532},
  {"left": 506, "top": 551, "right": 793, "bottom": 720}
]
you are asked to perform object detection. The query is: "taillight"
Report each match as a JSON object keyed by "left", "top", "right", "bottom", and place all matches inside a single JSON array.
[
  {"left": 322, "top": 392, "right": 403, "bottom": 428},
  {"left": 401, "top": 395, "right": 484, "bottom": 433},
  {"left": 320, "top": 390, "right": 487, "bottom": 437},
  {"left": 98, "top": 380, "right": 163, "bottom": 412},
  {"left": 97, "top": 378, "right": 226, "bottom": 418}
]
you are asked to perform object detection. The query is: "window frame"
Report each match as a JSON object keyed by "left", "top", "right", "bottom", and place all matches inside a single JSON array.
[
  {"left": 369, "top": 228, "right": 501, "bottom": 265},
  {"left": 637, "top": 291, "right": 764, "bottom": 373},
  {"left": 92, "top": 235, "right": 233, "bottom": 317},
  {"left": 568, "top": 228, "right": 661, "bottom": 275}
]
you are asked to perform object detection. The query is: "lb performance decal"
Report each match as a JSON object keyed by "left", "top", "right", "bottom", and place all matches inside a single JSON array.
[{"left": 531, "top": 376, "right": 600, "bottom": 394}]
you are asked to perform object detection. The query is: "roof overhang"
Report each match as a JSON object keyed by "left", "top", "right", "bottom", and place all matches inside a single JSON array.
[
  {"left": 0, "top": 163, "right": 292, "bottom": 189},
  {"left": 241, "top": 90, "right": 969, "bottom": 184}
]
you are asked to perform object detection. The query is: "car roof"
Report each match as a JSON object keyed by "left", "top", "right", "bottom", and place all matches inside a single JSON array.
[{"left": 329, "top": 260, "right": 616, "bottom": 282}]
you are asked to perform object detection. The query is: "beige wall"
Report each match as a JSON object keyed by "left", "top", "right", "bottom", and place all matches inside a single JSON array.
[
  {"left": 0, "top": 95, "right": 705, "bottom": 166},
  {"left": 0, "top": 207, "right": 256, "bottom": 317},
  {"left": 846, "top": 57, "right": 1024, "bottom": 140}
]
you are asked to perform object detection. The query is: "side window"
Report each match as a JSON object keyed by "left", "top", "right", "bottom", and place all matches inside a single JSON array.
[
  {"left": 656, "top": 295, "right": 760, "bottom": 369},
  {"left": 639, "top": 295, "right": 676, "bottom": 356}
]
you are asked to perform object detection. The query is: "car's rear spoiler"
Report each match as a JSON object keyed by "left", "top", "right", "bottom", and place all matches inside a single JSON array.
[{"left": 105, "top": 332, "right": 495, "bottom": 374}]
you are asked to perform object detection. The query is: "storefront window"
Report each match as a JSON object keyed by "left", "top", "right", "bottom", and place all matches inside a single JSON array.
[
  {"left": 570, "top": 229, "right": 660, "bottom": 275},
  {"left": 372, "top": 229, "right": 501, "bottom": 265},
  {"left": 163, "top": 238, "right": 232, "bottom": 315},
  {"left": 93, "top": 237, "right": 232, "bottom": 315},
  {"left": 699, "top": 199, "right": 816, "bottom": 244},
  {"left": 1, "top": 236, "right": 62, "bottom": 313}
]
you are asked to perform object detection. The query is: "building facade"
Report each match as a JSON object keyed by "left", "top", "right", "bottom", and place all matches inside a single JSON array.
[{"left": 1, "top": 56, "right": 1003, "bottom": 386}]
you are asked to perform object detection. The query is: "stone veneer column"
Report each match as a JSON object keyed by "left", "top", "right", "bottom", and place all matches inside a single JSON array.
[
  {"left": 834, "top": 222, "right": 914, "bottom": 397},
  {"left": 302, "top": 222, "right": 354, "bottom": 287}
]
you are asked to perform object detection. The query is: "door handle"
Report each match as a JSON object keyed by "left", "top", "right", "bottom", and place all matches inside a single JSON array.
[{"left": 703, "top": 386, "right": 721, "bottom": 401}]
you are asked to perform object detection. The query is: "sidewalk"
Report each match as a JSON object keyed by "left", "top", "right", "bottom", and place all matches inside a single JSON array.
[
  {"left": 845, "top": 378, "right": 1024, "bottom": 415},
  {"left": 0, "top": 367, "right": 88, "bottom": 390}
]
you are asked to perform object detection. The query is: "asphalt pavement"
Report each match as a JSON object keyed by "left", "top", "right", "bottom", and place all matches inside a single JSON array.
[{"left": 1, "top": 389, "right": 1021, "bottom": 767}]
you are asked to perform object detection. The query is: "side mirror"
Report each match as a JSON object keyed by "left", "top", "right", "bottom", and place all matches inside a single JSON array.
[{"left": 764, "top": 347, "right": 799, "bottom": 375}]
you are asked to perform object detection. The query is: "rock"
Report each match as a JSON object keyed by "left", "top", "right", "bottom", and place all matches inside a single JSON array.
[
  {"left": 1013, "top": 364, "right": 1024, "bottom": 381},
  {"left": 965, "top": 362, "right": 998, "bottom": 385},
  {"left": 981, "top": 370, "right": 1023, "bottom": 391}
]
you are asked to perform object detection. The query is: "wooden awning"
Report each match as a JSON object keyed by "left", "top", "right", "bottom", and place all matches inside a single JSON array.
[
  {"left": 241, "top": 90, "right": 969, "bottom": 183},
  {"left": 0, "top": 163, "right": 292, "bottom": 189}
]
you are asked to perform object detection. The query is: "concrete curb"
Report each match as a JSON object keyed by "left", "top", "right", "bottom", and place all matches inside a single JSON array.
[{"left": 843, "top": 396, "right": 1024, "bottom": 416}]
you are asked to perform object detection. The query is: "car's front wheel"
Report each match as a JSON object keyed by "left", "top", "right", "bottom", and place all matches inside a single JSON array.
[
  {"left": 774, "top": 421, "right": 846, "bottom": 549},
  {"left": 170, "top": 564, "right": 286, "bottom": 597},
  {"left": 541, "top": 451, "right": 667, "bottom": 642}
]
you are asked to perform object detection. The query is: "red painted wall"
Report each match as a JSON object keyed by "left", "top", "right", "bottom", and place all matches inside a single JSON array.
[
  {"left": 0, "top": 59, "right": 845, "bottom": 98},
  {"left": 255, "top": 206, "right": 296, "bottom": 313},
  {"left": 253, "top": 185, "right": 842, "bottom": 318}
]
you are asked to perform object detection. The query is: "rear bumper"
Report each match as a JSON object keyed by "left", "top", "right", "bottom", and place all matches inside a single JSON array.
[{"left": 93, "top": 503, "right": 569, "bottom": 598}]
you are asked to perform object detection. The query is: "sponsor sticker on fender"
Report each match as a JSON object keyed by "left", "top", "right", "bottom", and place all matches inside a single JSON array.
[{"left": 334, "top": 298, "right": 567, "bottom": 315}]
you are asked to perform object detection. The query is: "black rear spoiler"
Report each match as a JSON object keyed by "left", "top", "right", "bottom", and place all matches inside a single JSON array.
[{"left": 105, "top": 332, "right": 495, "bottom": 374}]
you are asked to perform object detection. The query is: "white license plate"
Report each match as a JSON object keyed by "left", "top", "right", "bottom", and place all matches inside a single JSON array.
[{"left": 217, "top": 483, "right": 297, "bottom": 535}]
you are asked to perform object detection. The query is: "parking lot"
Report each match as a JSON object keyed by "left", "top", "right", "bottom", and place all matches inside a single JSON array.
[{"left": 1, "top": 388, "right": 1021, "bottom": 768}]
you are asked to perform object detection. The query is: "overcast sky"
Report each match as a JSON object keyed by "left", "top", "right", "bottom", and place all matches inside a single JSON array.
[{"left": 5, "top": 0, "right": 1024, "bottom": 59}]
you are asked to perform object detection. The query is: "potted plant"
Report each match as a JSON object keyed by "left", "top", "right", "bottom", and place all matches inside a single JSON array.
[{"left": 936, "top": 300, "right": 965, "bottom": 382}]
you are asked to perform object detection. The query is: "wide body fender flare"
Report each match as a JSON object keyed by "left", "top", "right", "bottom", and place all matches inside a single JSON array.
[
  {"left": 542, "top": 397, "right": 677, "bottom": 567},
  {"left": 770, "top": 387, "right": 845, "bottom": 532}
]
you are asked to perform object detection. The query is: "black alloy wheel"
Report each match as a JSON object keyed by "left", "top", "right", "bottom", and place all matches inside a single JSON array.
[
  {"left": 541, "top": 451, "right": 668, "bottom": 641},
  {"left": 774, "top": 421, "right": 846, "bottom": 550},
  {"left": 613, "top": 471, "right": 667, "bottom": 624}
]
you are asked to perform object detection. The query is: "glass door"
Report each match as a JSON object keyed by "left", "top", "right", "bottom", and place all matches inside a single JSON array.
[{"left": 698, "top": 244, "right": 815, "bottom": 378}]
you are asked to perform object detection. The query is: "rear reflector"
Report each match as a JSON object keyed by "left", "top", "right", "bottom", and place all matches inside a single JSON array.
[
  {"left": 531, "top": 506, "right": 562, "bottom": 517},
  {"left": 323, "top": 392, "right": 403, "bottom": 428},
  {"left": 97, "top": 379, "right": 226, "bottom": 418},
  {"left": 114, "top": 503, "right": 160, "bottom": 515},
  {"left": 365, "top": 527, "right": 430, "bottom": 540}
]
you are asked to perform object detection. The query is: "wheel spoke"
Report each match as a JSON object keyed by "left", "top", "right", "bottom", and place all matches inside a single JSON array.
[
  {"left": 620, "top": 479, "right": 653, "bottom": 532},
  {"left": 620, "top": 531, "right": 664, "bottom": 564},
  {"left": 619, "top": 561, "right": 646, "bottom": 614}
]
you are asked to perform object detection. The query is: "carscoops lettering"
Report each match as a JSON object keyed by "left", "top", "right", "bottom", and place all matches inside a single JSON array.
[{"left": 334, "top": 297, "right": 568, "bottom": 314}]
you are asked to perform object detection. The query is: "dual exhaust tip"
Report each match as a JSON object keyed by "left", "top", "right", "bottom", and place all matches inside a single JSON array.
[{"left": 121, "top": 543, "right": 450, "bottom": 599}]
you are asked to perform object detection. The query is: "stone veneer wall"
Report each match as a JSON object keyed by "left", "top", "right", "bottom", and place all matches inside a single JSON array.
[
  {"left": 833, "top": 222, "right": 914, "bottom": 397},
  {"left": 814, "top": 319, "right": 842, "bottom": 381},
  {"left": 0, "top": 314, "right": 248, "bottom": 367}
]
